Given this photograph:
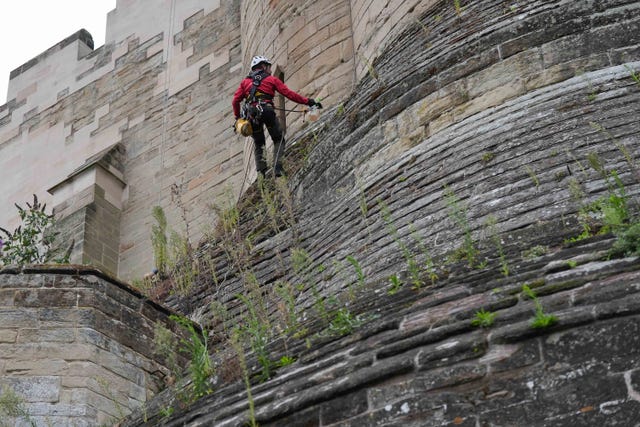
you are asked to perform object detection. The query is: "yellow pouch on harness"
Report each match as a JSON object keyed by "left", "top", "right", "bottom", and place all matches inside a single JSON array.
[{"left": 235, "top": 118, "right": 252, "bottom": 137}]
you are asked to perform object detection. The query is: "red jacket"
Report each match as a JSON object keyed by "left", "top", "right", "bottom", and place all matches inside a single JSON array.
[{"left": 232, "top": 73, "right": 309, "bottom": 118}]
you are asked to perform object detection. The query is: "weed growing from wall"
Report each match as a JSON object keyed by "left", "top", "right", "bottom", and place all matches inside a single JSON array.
[
  {"left": 346, "top": 255, "right": 365, "bottom": 297},
  {"left": 168, "top": 231, "right": 198, "bottom": 295},
  {"left": 237, "top": 293, "right": 273, "bottom": 381},
  {"left": 0, "top": 194, "right": 64, "bottom": 266},
  {"left": 159, "top": 406, "right": 175, "bottom": 419},
  {"left": 0, "top": 385, "right": 35, "bottom": 427},
  {"left": 485, "top": 216, "right": 509, "bottom": 277},
  {"left": 327, "top": 308, "right": 365, "bottom": 336},
  {"left": 567, "top": 152, "right": 632, "bottom": 243},
  {"left": 577, "top": 70, "right": 598, "bottom": 101},
  {"left": 589, "top": 122, "right": 639, "bottom": 180},
  {"left": 153, "top": 322, "right": 181, "bottom": 383},
  {"left": 356, "top": 52, "right": 380, "bottom": 81},
  {"left": 96, "top": 377, "right": 126, "bottom": 421},
  {"left": 525, "top": 165, "right": 540, "bottom": 190},
  {"left": 522, "top": 284, "right": 557, "bottom": 329},
  {"left": 148, "top": 206, "right": 199, "bottom": 295},
  {"left": 453, "top": 0, "right": 463, "bottom": 16},
  {"left": 378, "top": 200, "right": 433, "bottom": 289},
  {"left": 471, "top": 309, "right": 497, "bottom": 328},
  {"left": 170, "top": 315, "right": 214, "bottom": 401},
  {"left": 521, "top": 245, "right": 549, "bottom": 260},
  {"left": 408, "top": 224, "right": 438, "bottom": 285},
  {"left": 151, "top": 206, "right": 169, "bottom": 275},
  {"left": 259, "top": 178, "right": 283, "bottom": 235},
  {"left": 587, "top": 153, "right": 630, "bottom": 233},
  {"left": 291, "top": 247, "right": 312, "bottom": 276},
  {"left": 567, "top": 178, "right": 593, "bottom": 241},
  {"left": 230, "top": 332, "right": 257, "bottom": 427},
  {"left": 444, "top": 187, "right": 478, "bottom": 268},
  {"left": 610, "top": 222, "right": 640, "bottom": 257},
  {"left": 357, "top": 176, "right": 373, "bottom": 239},
  {"left": 387, "top": 274, "right": 404, "bottom": 295},
  {"left": 624, "top": 64, "right": 640, "bottom": 88},
  {"left": 274, "top": 281, "right": 300, "bottom": 335}
]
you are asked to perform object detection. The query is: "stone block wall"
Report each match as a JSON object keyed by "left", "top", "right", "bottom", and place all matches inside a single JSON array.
[
  {"left": 0, "top": 266, "right": 185, "bottom": 426},
  {"left": 118, "top": 0, "right": 640, "bottom": 424},
  {"left": 0, "top": 1, "right": 248, "bottom": 280},
  {"left": 115, "top": 1, "right": 246, "bottom": 280},
  {"left": 240, "top": 0, "right": 355, "bottom": 129},
  {"left": 123, "top": 241, "right": 640, "bottom": 425}
]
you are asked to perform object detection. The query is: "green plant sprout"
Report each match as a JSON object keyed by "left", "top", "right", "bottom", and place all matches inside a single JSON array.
[
  {"left": 237, "top": 292, "right": 272, "bottom": 382},
  {"left": 610, "top": 222, "right": 640, "bottom": 258},
  {"left": 0, "top": 385, "right": 36, "bottom": 427},
  {"left": 624, "top": 64, "right": 640, "bottom": 88},
  {"left": 291, "top": 247, "right": 312, "bottom": 276},
  {"left": 486, "top": 216, "right": 509, "bottom": 277},
  {"left": 567, "top": 153, "right": 631, "bottom": 243},
  {"left": 522, "top": 245, "right": 548, "bottom": 260},
  {"left": 525, "top": 165, "right": 540, "bottom": 189},
  {"left": 160, "top": 406, "right": 174, "bottom": 419},
  {"left": 0, "top": 194, "right": 64, "bottom": 266},
  {"left": 379, "top": 200, "right": 425, "bottom": 288},
  {"left": 577, "top": 70, "right": 598, "bottom": 101},
  {"left": 327, "top": 308, "right": 365, "bottom": 336},
  {"left": 589, "top": 122, "right": 638, "bottom": 174},
  {"left": 151, "top": 206, "right": 169, "bottom": 275},
  {"left": 170, "top": 315, "right": 214, "bottom": 400},
  {"left": 230, "top": 331, "right": 257, "bottom": 427},
  {"left": 346, "top": 255, "right": 366, "bottom": 292},
  {"left": 481, "top": 152, "right": 495, "bottom": 163},
  {"left": 522, "top": 284, "right": 557, "bottom": 329},
  {"left": 414, "top": 19, "right": 432, "bottom": 48},
  {"left": 274, "top": 281, "right": 300, "bottom": 334},
  {"left": 168, "top": 230, "right": 198, "bottom": 295},
  {"left": 453, "top": 0, "right": 463, "bottom": 16},
  {"left": 388, "top": 274, "right": 404, "bottom": 295},
  {"left": 444, "top": 187, "right": 478, "bottom": 268},
  {"left": 275, "top": 355, "right": 296, "bottom": 368},
  {"left": 96, "top": 377, "right": 126, "bottom": 420},
  {"left": 471, "top": 309, "right": 497, "bottom": 328},
  {"left": 408, "top": 224, "right": 439, "bottom": 285},
  {"left": 566, "top": 178, "right": 593, "bottom": 242},
  {"left": 356, "top": 52, "right": 379, "bottom": 81}
]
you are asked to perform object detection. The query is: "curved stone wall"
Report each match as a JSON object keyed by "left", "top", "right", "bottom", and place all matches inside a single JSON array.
[
  {"left": 10, "top": 0, "right": 638, "bottom": 424},
  {"left": 125, "top": 0, "right": 640, "bottom": 424}
]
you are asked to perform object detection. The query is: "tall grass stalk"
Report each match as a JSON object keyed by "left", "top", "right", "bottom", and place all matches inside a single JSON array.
[{"left": 444, "top": 187, "right": 478, "bottom": 268}]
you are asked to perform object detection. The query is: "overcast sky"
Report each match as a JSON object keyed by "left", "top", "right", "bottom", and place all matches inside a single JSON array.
[{"left": 0, "top": 1, "right": 116, "bottom": 104}]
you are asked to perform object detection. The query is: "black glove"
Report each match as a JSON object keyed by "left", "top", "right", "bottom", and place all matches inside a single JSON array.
[
  {"left": 233, "top": 118, "right": 238, "bottom": 133},
  {"left": 307, "top": 99, "right": 323, "bottom": 109}
]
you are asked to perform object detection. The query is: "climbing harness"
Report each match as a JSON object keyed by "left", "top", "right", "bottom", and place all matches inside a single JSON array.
[{"left": 240, "top": 70, "right": 269, "bottom": 126}]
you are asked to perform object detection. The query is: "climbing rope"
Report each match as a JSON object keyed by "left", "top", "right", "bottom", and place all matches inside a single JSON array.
[{"left": 158, "top": 0, "right": 178, "bottom": 206}]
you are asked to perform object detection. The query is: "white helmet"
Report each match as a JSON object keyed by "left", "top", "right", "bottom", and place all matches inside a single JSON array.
[{"left": 250, "top": 55, "right": 271, "bottom": 69}]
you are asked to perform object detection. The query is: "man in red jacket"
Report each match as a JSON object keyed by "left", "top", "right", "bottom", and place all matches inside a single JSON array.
[{"left": 232, "top": 55, "right": 322, "bottom": 177}]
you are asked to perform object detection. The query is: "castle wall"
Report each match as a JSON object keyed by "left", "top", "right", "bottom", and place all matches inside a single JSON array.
[
  {"left": 239, "top": 0, "right": 355, "bottom": 127},
  {"left": 119, "top": 0, "right": 640, "bottom": 423},
  {"left": 0, "top": 266, "right": 185, "bottom": 426},
  {"left": 0, "top": 1, "right": 248, "bottom": 280}
]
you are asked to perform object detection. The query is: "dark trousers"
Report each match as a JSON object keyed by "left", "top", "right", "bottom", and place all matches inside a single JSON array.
[{"left": 251, "top": 104, "right": 285, "bottom": 174}]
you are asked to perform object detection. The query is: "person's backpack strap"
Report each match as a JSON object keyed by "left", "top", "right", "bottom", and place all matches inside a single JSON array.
[{"left": 247, "top": 70, "right": 267, "bottom": 103}]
